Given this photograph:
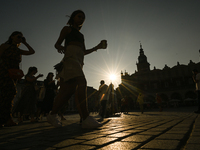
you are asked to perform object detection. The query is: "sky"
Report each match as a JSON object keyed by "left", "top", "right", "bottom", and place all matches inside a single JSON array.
[{"left": 1, "top": 0, "right": 200, "bottom": 90}]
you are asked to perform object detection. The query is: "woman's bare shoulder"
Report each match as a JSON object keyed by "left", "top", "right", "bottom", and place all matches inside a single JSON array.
[
  {"left": 0, "top": 43, "right": 10, "bottom": 48},
  {"left": 0, "top": 43, "right": 10, "bottom": 51},
  {"left": 62, "top": 26, "right": 72, "bottom": 33}
]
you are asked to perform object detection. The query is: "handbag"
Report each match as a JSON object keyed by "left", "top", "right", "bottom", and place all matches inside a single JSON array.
[
  {"left": 54, "top": 61, "right": 63, "bottom": 72},
  {"left": 8, "top": 69, "right": 24, "bottom": 79}
]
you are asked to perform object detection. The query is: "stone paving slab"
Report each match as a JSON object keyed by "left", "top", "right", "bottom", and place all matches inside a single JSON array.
[{"left": 0, "top": 107, "right": 200, "bottom": 150}]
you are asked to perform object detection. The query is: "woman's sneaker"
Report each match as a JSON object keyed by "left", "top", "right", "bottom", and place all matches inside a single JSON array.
[
  {"left": 47, "top": 111, "right": 62, "bottom": 127},
  {"left": 82, "top": 116, "right": 102, "bottom": 129}
]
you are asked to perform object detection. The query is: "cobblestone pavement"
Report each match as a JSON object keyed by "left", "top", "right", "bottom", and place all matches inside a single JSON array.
[{"left": 0, "top": 106, "right": 200, "bottom": 150}]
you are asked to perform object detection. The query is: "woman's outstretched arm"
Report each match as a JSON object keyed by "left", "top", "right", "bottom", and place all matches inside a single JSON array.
[{"left": 84, "top": 40, "right": 107, "bottom": 55}]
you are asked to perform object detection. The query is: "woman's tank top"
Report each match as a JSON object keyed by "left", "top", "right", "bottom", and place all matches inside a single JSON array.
[{"left": 65, "top": 27, "right": 84, "bottom": 47}]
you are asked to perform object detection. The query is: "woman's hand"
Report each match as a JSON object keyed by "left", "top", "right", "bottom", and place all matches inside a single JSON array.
[
  {"left": 57, "top": 48, "right": 65, "bottom": 54},
  {"left": 19, "top": 36, "right": 35, "bottom": 55},
  {"left": 97, "top": 40, "right": 107, "bottom": 49},
  {"left": 21, "top": 37, "right": 26, "bottom": 44},
  {"left": 38, "top": 74, "right": 44, "bottom": 78}
]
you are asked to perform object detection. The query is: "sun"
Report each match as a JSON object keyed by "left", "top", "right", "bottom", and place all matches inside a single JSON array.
[{"left": 109, "top": 74, "right": 117, "bottom": 82}]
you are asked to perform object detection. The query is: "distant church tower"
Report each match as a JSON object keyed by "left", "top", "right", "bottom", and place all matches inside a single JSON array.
[{"left": 136, "top": 43, "right": 150, "bottom": 72}]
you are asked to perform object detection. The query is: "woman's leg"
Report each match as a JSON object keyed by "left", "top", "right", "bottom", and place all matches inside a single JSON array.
[
  {"left": 140, "top": 104, "right": 144, "bottom": 114},
  {"left": 51, "top": 78, "right": 77, "bottom": 115},
  {"left": 75, "top": 76, "right": 89, "bottom": 120},
  {"left": 75, "top": 90, "right": 83, "bottom": 122},
  {"left": 71, "top": 76, "right": 102, "bottom": 128},
  {"left": 0, "top": 77, "right": 17, "bottom": 126},
  {"left": 100, "top": 100, "right": 107, "bottom": 118}
]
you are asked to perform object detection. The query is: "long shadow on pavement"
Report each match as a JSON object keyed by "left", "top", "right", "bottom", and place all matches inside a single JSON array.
[{"left": 0, "top": 119, "right": 111, "bottom": 150}]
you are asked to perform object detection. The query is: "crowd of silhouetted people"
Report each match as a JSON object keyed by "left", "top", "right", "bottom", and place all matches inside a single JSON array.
[
  {"left": 0, "top": 10, "right": 107, "bottom": 128},
  {"left": 1, "top": 9, "right": 200, "bottom": 129}
]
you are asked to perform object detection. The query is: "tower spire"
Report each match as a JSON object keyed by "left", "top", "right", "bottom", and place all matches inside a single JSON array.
[
  {"left": 139, "top": 41, "right": 142, "bottom": 49},
  {"left": 137, "top": 42, "right": 150, "bottom": 72}
]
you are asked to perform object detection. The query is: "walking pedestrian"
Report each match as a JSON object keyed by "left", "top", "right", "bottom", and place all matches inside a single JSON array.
[
  {"left": 137, "top": 93, "right": 144, "bottom": 114},
  {"left": 156, "top": 93, "right": 163, "bottom": 112},
  {"left": 124, "top": 95, "right": 130, "bottom": 114},
  {"left": 42, "top": 72, "right": 58, "bottom": 115},
  {"left": 47, "top": 10, "right": 107, "bottom": 128},
  {"left": 98, "top": 80, "right": 110, "bottom": 120},
  {"left": 121, "top": 95, "right": 129, "bottom": 114},
  {"left": 192, "top": 69, "right": 200, "bottom": 113},
  {"left": 14, "top": 67, "right": 43, "bottom": 123},
  {"left": 0, "top": 31, "right": 35, "bottom": 127}
]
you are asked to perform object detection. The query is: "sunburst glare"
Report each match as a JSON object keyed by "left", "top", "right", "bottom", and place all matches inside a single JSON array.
[
  {"left": 104, "top": 70, "right": 121, "bottom": 89},
  {"left": 109, "top": 74, "right": 117, "bottom": 82}
]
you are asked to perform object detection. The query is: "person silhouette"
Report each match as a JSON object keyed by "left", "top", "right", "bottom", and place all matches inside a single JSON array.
[
  {"left": 156, "top": 93, "right": 163, "bottom": 112},
  {"left": 137, "top": 93, "right": 144, "bottom": 114},
  {"left": 14, "top": 67, "right": 43, "bottom": 123},
  {"left": 47, "top": 10, "right": 107, "bottom": 128},
  {"left": 42, "top": 72, "right": 58, "bottom": 115},
  {"left": 98, "top": 80, "right": 110, "bottom": 120},
  {"left": 192, "top": 69, "right": 200, "bottom": 113},
  {"left": 0, "top": 31, "right": 35, "bottom": 127}
]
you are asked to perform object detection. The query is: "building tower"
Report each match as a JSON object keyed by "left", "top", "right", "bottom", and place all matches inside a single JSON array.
[{"left": 136, "top": 43, "right": 150, "bottom": 72}]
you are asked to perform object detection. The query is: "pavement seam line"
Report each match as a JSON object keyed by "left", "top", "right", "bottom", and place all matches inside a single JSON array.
[
  {"left": 180, "top": 114, "right": 198, "bottom": 150},
  {"left": 134, "top": 114, "right": 194, "bottom": 150},
  {"left": 88, "top": 118, "right": 183, "bottom": 150}
]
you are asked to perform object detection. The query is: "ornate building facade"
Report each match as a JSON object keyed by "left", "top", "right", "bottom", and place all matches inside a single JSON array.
[{"left": 118, "top": 44, "right": 200, "bottom": 106}]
